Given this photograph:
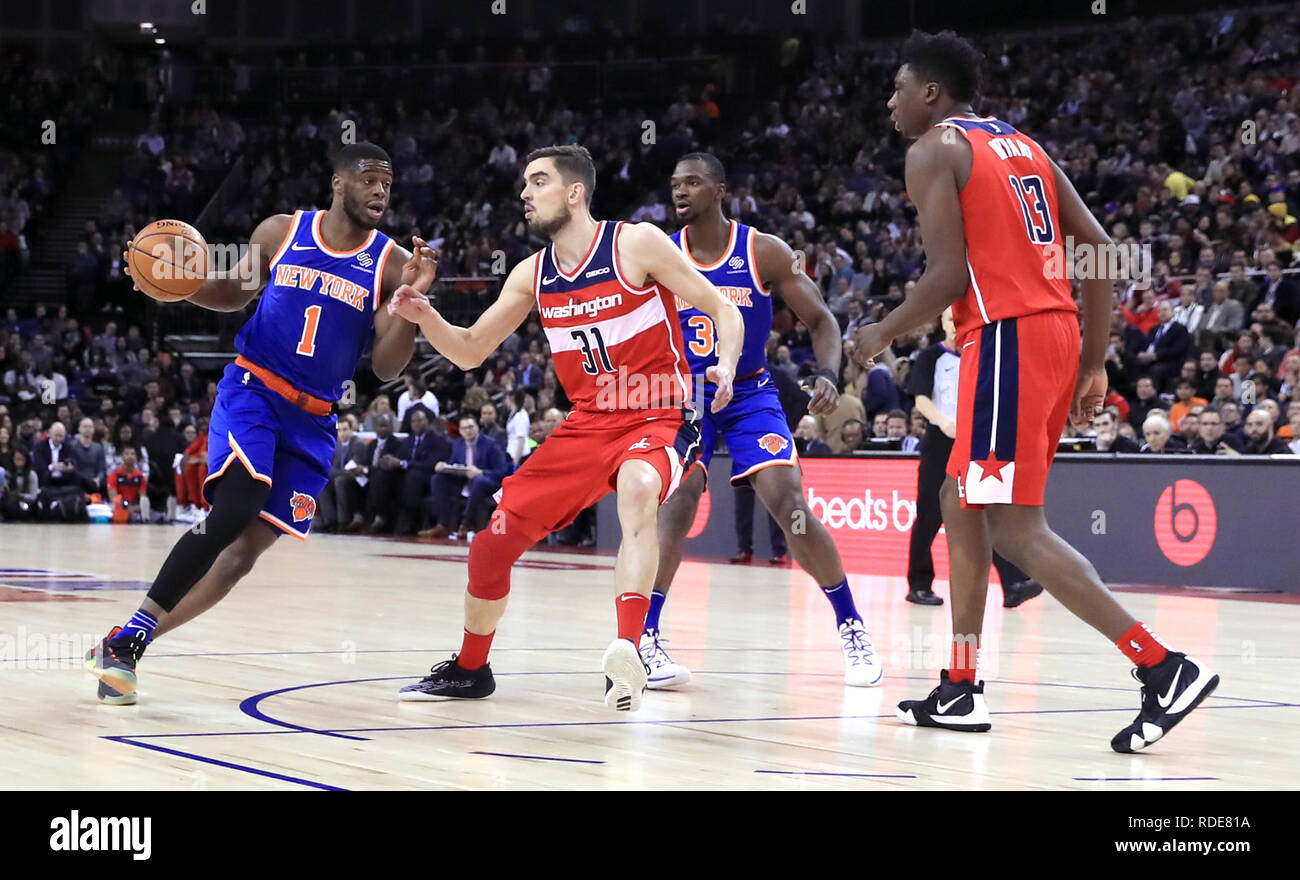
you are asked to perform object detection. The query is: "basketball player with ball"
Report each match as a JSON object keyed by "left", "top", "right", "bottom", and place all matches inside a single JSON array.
[{"left": 86, "top": 143, "right": 436, "bottom": 705}]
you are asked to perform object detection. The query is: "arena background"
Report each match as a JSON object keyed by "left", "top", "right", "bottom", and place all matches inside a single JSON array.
[{"left": 2, "top": 0, "right": 1298, "bottom": 589}]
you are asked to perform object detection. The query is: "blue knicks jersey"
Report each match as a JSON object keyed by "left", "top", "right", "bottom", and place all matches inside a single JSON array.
[
  {"left": 668, "top": 219, "right": 771, "bottom": 377},
  {"left": 237, "top": 210, "right": 396, "bottom": 401}
]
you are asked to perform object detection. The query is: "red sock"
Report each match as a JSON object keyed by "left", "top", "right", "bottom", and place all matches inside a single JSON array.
[
  {"left": 458, "top": 628, "right": 495, "bottom": 670},
  {"left": 950, "top": 639, "right": 978, "bottom": 684},
  {"left": 1117, "top": 622, "right": 1169, "bottom": 668},
  {"left": 616, "top": 592, "right": 650, "bottom": 642}
]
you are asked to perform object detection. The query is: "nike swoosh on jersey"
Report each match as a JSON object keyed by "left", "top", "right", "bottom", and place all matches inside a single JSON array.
[
  {"left": 542, "top": 275, "right": 560, "bottom": 285},
  {"left": 290, "top": 243, "right": 314, "bottom": 251}
]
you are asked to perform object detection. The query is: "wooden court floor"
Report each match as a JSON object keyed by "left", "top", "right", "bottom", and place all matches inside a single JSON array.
[{"left": 1, "top": 522, "right": 1296, "bottom": 790}]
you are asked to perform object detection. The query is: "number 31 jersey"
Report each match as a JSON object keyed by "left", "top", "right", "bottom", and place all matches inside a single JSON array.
[
  {"left": 236, "top": 209, "right": 396, "bottom": 401},
  {"left": 533, "top": 220, "right": 692, "bottom": 416},
  {"left": 934, "top": 116, "right": 1077, "bottom": 344}
]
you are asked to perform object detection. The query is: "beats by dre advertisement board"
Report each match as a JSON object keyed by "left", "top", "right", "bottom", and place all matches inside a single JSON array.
[{"left": 596, "top": 453, "right": 1300, "bottom": 592}]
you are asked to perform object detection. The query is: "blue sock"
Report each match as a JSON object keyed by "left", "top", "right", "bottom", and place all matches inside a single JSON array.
[
  {"left": 644, "top": 590, "right": 667, "bottom": 634},
  {"left": 821, "top": 579, "right": 860, "bottom": 626},
  {"left": 118, "top": 609, "right": 158, "bottom": 645}
]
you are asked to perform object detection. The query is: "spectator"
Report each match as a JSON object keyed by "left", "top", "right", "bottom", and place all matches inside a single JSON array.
[
  {"left": 885, "top": 408, "right": 915, "bottom": 450},
  {"left": 793, "top": 414, "right": 831, "bottom": 457},
  {"left": 1189, "top": 407, "right": 1241, "bottom": 455},
  {"left": 397, "top": 370, "right": 440, "bottom": 427},
  {"left": 838, "top": 419, "right": 866, "bottom": 452},
  {"left": 1257, "top": 261, "right": 1300, "bottom": 325},
  {"left": 422, "top": 414, "right": 509, "bottom": 540},
  {"left": 174, "top": 420, "right": 209, "bottom": 522},
  {"left": 1093, "top": 408, "right": 1141, "bottom": 453},
  {"left": 363, "top": 393, "right": 394, "bottom": 431},
  {"left": 365, "top": 412, "right": 406, "bottom": 534},
  {"left": 504, "top": 388, "right": 529, "bottom": 464},
  {"left": 478, "top": 402, "right": 507, "bottom": 446},
  {"left": 32, "top": 421, "right": 77, "bottom": 490},
  {"left": 1168, "top": 380, "right": 1208, "bottom": 435},
  {"left": 1220, "top": 401, "right": 1246, "bottom": 442},
  {"left": 396, "top": 407, "right": 450, "bottom": 535},
  {"left": 1171, "top": 286, "right": 1205, "bottom": 340},
  {"left": 1137, "top": 300, "right": 1191, "bottom": 391},
  {"left": 318, "top": 414, "right": 369, "bottom": 533},
  {"left": 106, "top": 444, "right": 149, "bottom": 522},
  {"left": 67, "top": 417, "right": 107, "bottom": 493},
  {"left": 139, "top": 408, "right": 180, "bottom": 520},
  {"left": 1223, "top": 409, "right": 1294, "bottom": 456},
  {"left": 0, "top": 447, "right": 38, "bottom": 520},
  {"left": 1284, "top": 401, "right": 1300, "bottom": 454},
  {"left": 1194, "top": 350, "right": 1223, "bottom": 399},
  {"left": 1128, "top": 376, "right": 1168, "bottom": 432},
  {"left": 1139, "top": 412, "right": 1187, "bottom": 454}
]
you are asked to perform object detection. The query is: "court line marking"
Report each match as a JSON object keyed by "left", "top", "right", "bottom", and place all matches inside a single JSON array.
[
  {"left": 755, "top": 770, "right": 917, "bottom": 779},
  {"left": 1073, "top": 777, "right": 1220, "bottom": 782},
  {"left": 103, "top": 735, "right": 348, "bottom": 791},
  {"left": 470, "top": 751, "right": 605, "bottom": 765}
]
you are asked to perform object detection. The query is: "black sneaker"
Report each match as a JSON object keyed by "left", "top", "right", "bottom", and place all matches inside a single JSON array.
[
  {"left": 1002, "top": 580, "right": 1044, "bottom": 608},
  {"left": 85, "top": 626, "right": 147, "bottom": 698},
  {"left": 905, "top": 588, "right": 945, "bottom": 606},
  {"left": 398, "top": 656, "right": 496, "bottom": 701},
  {"left": 1111, "top": 652, "right": 1219, "bottom": 753},
  {"left": 896, "top": 669, "right": 992, "bottom": 732}
]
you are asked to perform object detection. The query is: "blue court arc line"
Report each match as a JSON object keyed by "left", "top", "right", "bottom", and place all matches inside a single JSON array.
[
  {"left": 1073, "top": 777, "right": 1220, "bottom": 782},
  {"left": 238, "top": 682, "right": 373, "bottom": 741},
  {"left": 755, "top": 770, "right": 917, "bottom": 779},
  {"left": 470, "top": 751, "right": 605, "bottom": 765},
  {"left": 103, "top": 736, "right": 348, "bottom": 791}
]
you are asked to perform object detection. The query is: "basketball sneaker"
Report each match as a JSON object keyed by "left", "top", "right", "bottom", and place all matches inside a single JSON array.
[
  {"left": 1111, "top": 652, "right": 1219, "bottom": 753},
  {"left": 839, "top": 619, "right": 884, "bottom": 687},
  {"left": 896, "top": 670, "right": 992, "bottom": 732},
  {"left": 98, "top": 679, "right": 137, "bottom": 706},
  {"left": 602, "top": 638, "right": 648, "bottom": 712},
  {"left": 397, "top": 657, "right": 495, "bottom": 701},
  {"left": 85, "top": 626, "right": 146, "bottom": 698},
  {"left": 640, "top": 629, "right": 691, "bottom": 690}
]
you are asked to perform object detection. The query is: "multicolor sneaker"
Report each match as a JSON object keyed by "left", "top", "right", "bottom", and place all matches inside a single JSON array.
[
  {"left": 85, "top": 626, "right": 146, "bottom": 698},
  {"left": 640, "top": 629, "right": 691, "bottom": 690}
]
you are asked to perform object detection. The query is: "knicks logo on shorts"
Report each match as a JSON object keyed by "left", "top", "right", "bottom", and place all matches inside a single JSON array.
[
  {"left": 628, "top": 436, "right": 652, "bottom": 451},
  {"left": 290, "top": 491, "right": 317, "bottom": 523},
  {"left": 757, "top": 433, "right": 789, "bottom": 455}
]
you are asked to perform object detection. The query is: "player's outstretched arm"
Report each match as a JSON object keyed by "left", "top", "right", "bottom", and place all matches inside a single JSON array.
[
  {"left": 181, "top": 214, "right": 292, "bottom": 312},
  {"left": 755, "top": 232, "right": 841, "bottom": 415},
  {"left": 387, "top": 254, "right": 537, "bottom": 370},
  {"left": 854, "top": 131, "right": 970, "bottom": 361},
  {"left": 1051, "top": 158, "right": 1112, "bottom": 424},
  {"left": 371, "top": 237, "right": 437, "bottom": 380},
  {"left": 619, "top": 222, "right": 743, "bottom": 412}
]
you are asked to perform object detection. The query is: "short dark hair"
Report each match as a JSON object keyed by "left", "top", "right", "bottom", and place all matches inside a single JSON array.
[
  {"left": 525, "top": 144, "right": 596, "bottom": 205},
  {"left": 332, "top": 142, "right": 392, "bottom": 173},
  {"left": 677, "top": 152, "right": 727, "bottom": 185},
  {"left": 900, "top": 30, "right": 982, "bottom": 104},
  {"left": 120, "top": 444, "right": 137, "bottom": 455},
  {"left": 886, "top": 408, "right": 908, "bottom": 421},
  {"left": 459, "top": 414, "right": 479, "bottom": 427}
]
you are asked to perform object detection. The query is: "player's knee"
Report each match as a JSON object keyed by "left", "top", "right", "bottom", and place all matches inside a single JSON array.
[
  {"left": 466, "top": 508, "right": 543, "bottom": 600},
  {"left": 617, "top": 463, "right": 662, "bottom": 512}
]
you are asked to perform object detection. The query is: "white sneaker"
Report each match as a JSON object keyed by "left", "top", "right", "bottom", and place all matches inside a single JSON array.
[
  {"left": 839, "top": 619, "right": 884, "bottom": 687},
  {"left": 639, "top": 629, "right": 692, "bottom": 690},
  {"left": 602, "top": 638, "right": 648, "bottom": 712}
]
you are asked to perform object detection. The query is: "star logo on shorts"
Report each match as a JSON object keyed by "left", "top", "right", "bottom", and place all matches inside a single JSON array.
[
  {"left": 628, "top": 436, "right": 652, "bottom": 451},
  {"left": 974, "top": 453, "right": 1010, "bottom": 483}
]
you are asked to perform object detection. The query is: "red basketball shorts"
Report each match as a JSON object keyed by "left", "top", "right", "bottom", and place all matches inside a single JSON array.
[
  {"left": 947, "top": 310, "right": 1079, "bottom": 508},
  {"left": 494, "top": 408, "right": 700, "bottom": 533}
]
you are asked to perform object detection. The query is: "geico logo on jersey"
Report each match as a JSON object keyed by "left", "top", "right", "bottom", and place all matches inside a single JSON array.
[
  {"left": 805, "top": 487, "right": 917, "bottom": 532},
  {"left": 584, "top": 266, "right": 610, "bottom": 279},
  {"left": 540, "top": 292, "right": 623, "bottom": 320},
  {"left": 290, "top": 491, "right": 317, "bottom": 522},
  {"left": 757, "top": 432, "right": 789, "bottom": 454},
  {"left": 272, "top": 264, "right": 369, "bottom": 311}
]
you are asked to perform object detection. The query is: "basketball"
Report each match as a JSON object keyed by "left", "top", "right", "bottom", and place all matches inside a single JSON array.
[{"left": 127, "top": 219, "right": 209, "bottom": 302}]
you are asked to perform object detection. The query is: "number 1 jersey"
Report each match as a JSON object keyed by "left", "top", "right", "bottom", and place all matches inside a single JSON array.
[
  {"left": 236, "top": 209, "right": 396, "bottom": 401},
  {"left": 934, "top": 116, "right": 1077, "bottom": 344}
]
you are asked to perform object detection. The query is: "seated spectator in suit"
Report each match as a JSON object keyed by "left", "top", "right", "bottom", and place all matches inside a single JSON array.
[
  {"left": 32, "top": 421, "right": 79, "bottom": 490},
  {"left": 397, "top": 370, "right": 440, "bottom": 428},
  {"left": 1092, "top": 408, "right": 1141, "bottom": 453},
  {"left": 420, "top": 415, "right": 510, "bottom": 539},
  {"left": 1258, "top": 260, "right": 1300, "bottom": 325},
  {"left": 1200, "top": 281, "right": 1245, "bottom": 345},
  {"left": 1219, "top": 400, "right": 1246, "bottom": 442},
  {"left": 1139, "top": 412, "right": 1188, "bottom": 453},
  {"left": 793, "top": 414, "right": 832, "bottom": 457},
  {"left": 67, "top": 417, "right": 107, "bottom": 494},
  {"left": 1222, "top": 408, "right": 1295, "bottom": 455},
  {"left": 1188, "top": 407, "right": 1242, "bottom": 454},
  {"left": 479, "top": 403, "right": 507, "bottom": 447},
  {"left": 1136, "top": 300, "right": 1191, "bottom": 391},
  {"left": 1194, "top": 350, "right": 1224, "bottom": 399},
  {"left": 396, "top": 407, "right": 450, "bottom": 535},
  {"left": 1128, "top": 376, "right": 1169, "bottom": 432},
  {"left": 366, "top": 412, "right": 407, "bottom": 533},
  {"left": 317, "top": 414, "right": 369, "bottom": 533}
]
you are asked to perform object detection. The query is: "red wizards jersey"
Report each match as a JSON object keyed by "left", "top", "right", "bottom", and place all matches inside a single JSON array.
[
  {"left": 532, "top": 221, "right": 692, "bottom": 415},
  {"left": 935, "top": 116, "right": 1077, "bottom": 342}
]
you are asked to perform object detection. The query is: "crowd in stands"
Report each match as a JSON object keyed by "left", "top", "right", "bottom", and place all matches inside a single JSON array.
[{"left": 6, "top": 7, "right": 1300, "bottom": 530}]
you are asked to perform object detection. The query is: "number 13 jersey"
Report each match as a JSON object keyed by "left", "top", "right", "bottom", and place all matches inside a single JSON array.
[
  {"left": 533, "top": 220, "right": 692, "bottom": 416},
  {"left": 935, "top": 116, "right": 1077, "bottom": 344}
]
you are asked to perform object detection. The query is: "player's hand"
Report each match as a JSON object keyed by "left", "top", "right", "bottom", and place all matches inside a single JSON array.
[
  {"left": 400, "top": 236, "right": 438, "bottom": 294},
  {"left": 387, "top": 284, "right": 437, "bottom": 324},
  {"left": 852, "top": 324, "right": 890, "bottom": 367},
  {"left": 801, "top": 373, "right": 840, "bottom": 415},
  {"left": 1070, "top": 363, "right": 1108, "bottom": 428},
  {"left": 705, "top": 364, "right": 734, "bottom": 413},
  {"left": 121, "top": 250, "right": 144, "bottom": 294},
  {"left": 939, "top": 414, "right": 958, "bottom": 439}
]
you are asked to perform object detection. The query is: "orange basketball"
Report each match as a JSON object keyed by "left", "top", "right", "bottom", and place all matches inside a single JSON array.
[{"left": 128, "top": 219, "right": 209, "bottom": 302}]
